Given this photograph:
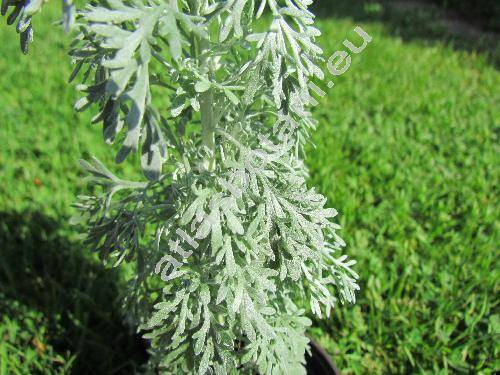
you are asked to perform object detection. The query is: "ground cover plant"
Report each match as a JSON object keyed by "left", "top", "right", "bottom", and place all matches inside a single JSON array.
[{"left": 0, "top": 0, "right": 498, "bottom": 374}]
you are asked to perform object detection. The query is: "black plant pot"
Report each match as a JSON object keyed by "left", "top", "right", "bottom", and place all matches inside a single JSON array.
[{"left": 305, "top": 339, "right": 341, "bottom": 375}]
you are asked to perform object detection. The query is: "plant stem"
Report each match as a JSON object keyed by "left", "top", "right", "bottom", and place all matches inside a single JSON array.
[
  {"left": 200, "top": 88, "right": 216, "bottom": 162},
  {"left": 197, "top": 27, "right": 216, "bottom": 171}
]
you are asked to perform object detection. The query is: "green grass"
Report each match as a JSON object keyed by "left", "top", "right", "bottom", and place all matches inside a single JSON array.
[
  {"left": 0, "top": 2, "right": 498, "bottom": 374},
  {"left": 0, "top": 5, "right": 146, "bottom": 374}
]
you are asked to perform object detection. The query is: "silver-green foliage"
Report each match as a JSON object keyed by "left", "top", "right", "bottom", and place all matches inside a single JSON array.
[
  {"left": 1, "top": 0, "right": 74, "bottom": 53},
  {"left": 9, "top": 0, "right": 360, "bottom": 373}
]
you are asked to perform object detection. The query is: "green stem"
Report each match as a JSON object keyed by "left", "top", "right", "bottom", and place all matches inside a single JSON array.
[
  {"left": 197, "top": 27, "right": 216, "bottom": 170},
  {"left": 200, "top": 89, "right": 215, "bottom": 155}
]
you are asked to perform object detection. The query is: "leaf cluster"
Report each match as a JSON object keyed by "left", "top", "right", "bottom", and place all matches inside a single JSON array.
[{"left": 8, "top": 0, "right": 359, "bottom": 373}]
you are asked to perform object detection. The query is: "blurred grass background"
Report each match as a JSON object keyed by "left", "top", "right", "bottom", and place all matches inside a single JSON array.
[{"left": 0, "top": 1, "right": 498, "bottom": 374}]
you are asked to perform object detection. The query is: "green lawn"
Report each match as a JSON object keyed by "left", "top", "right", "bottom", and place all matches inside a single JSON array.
[{"left": 0, "top": 2, "right": 498, "bottom": 374}]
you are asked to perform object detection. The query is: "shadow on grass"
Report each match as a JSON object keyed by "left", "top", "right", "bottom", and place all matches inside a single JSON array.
[
  {"left": 312, "top": 0, "right": 499, "bottom": 69},
  {"left": 0, "top": 211, "right": 148, "bottom": 374}
]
